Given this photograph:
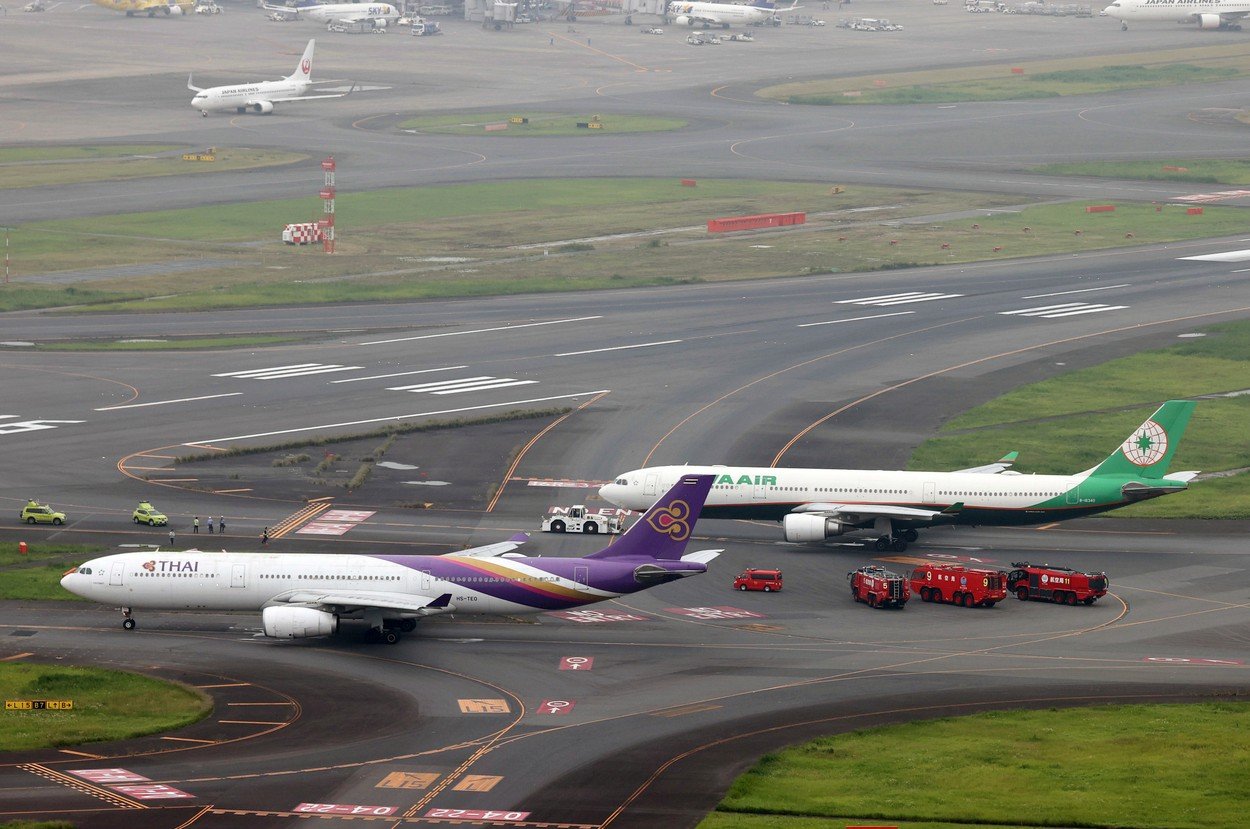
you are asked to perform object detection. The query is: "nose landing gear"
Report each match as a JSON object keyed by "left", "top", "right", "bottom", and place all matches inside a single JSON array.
[{"left": 122, "top": 607, "right": 136, "bottom": 630}]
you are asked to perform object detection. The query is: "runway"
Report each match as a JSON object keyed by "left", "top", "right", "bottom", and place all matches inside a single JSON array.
[{"left": 2, "top": 3, "right": 1250, "bottom": 827}]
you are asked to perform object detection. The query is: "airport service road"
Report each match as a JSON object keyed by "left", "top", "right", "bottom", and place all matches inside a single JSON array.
[
  {"left": 2, "top": 521, "right": 1248, "bottom": 828},
  {"left": 9, "top": 7, "right": 1250, "bottom": 224}
]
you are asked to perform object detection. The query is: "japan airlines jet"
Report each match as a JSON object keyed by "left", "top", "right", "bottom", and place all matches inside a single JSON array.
[
  {"left": 1103, "top": 0, "right": 1250, "bottom": 29},
  {"left": 188, "top": 39, "right": 353, "bottom": 117},
  {"left": 601, "top": 401, "right": 1197, "bottom": 552},
  {"left": 668, "top": 0, "right": 798, "bottom": 28},
  {"left": 264, "top": 1, "right": 401, "bottom": 25},
  {"left": 61, "top": 475, "right": 719, "bottom": 643}
]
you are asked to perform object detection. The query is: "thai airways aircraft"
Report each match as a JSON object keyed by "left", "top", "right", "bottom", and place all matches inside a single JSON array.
[
  {"left": 92, "top": 0, "right": 194, "bottom": 16},
  {"left": 61, "top": 475, "right": 719, "bottom": 643},
  {"left": 188, "top": 39, "right": 353, "bottom": 117},
  {"left": 264, "top": 1, "right": 401, "bottom": 25},
  {"left": 601, "top": 401, "right": 1197, "bottom": 552},
  {"left": 1102, "top": 0, "right": 1250, "bottom": 29},
  {"left": 667, "top": 0, "right": 798, "bottom": 28}
]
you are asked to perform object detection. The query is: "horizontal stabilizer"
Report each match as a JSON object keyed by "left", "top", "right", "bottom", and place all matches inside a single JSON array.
[
  {"left": 1121, "top": 481, "right": 1190, "bottom": 501},
  {"left": 447, "top": 532, "right": 529, "bottom": 558},
  {"left": 681, "top": 549, "right": 722, "bottom": 565}
]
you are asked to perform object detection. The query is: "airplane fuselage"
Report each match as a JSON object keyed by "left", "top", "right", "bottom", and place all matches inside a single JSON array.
[
  {"left": 192, "top": 80, "right": 310, "bottom": 114},
  {"left": 1102, "top": 0, "right": 1250, "bottom": 24},
  {"left": 62, "top": 550, "right": 702, "bottom": 614},
  {"left": 668, "top": 1, "right": 778, "bottom": 26}
]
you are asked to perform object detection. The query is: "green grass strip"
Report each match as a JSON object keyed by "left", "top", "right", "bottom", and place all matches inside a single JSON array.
[
  {"left": 0, "top": 664, "right": 211, "bottom": 752},
  {"left": 705, "top": 703, "right": 1250, "bottom": 829},
  {"left": 398, "top": 112, "right": 686, "bottom": 136}
]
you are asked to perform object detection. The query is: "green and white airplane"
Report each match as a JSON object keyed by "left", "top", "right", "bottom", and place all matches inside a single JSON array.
[{"left": 600, "top": 400, "right": 1198, "bottom": 552}]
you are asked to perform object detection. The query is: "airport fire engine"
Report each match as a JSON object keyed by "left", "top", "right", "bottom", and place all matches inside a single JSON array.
[
  {"left": 540, "top": 505, "right": 623, "bottom": 535},
  {"left": 910, "top": 563, "right": 1006, "bottom": 608},
  {"left": 1006, "top": 562, "right": 1109, "bottom": 605},
  {"left": 848, "top": 565, "right": 909, "bottom": 608}
]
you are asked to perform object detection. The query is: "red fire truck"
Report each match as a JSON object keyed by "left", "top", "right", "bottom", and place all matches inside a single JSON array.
[
  {"left": 910, "top": 563, "right": 1006, "bottom": 608},
  {"left": 848, "top": 565, "right": 909, "bottom": 609},
  {"left": 1006, "top": 562, "right": 1109, "bottom": 605}
]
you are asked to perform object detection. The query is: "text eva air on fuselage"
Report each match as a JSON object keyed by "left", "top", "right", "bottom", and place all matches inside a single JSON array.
[{"left": 600, "top": 401, "right": 1198, "bottom": 552}]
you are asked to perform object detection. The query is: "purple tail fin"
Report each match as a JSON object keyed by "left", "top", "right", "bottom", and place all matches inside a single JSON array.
[{"left": 587, "top": 474, "right": 713, "bottom": 561}]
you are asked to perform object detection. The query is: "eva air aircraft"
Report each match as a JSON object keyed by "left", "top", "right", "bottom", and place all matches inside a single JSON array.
[{"left": 600, "top": 401, "right": 1198, "bottom": 552}]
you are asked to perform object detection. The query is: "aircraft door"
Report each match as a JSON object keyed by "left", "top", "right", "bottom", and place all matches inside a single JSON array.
[
  {"left": 1065, "top": 482, "right": 1081, "bottom": 505},
  {"left": 574, "top": 566, "right": 589, "bottom": 591},
  {"left": 753, "top": 479, "right": 767, "bottom": 500},
  {"left": 420, "top": 570, "right": 432, "bottom": 592},
  {"left": 231, "top": 564, "right": 247, "bottom": 589},
  {"left": 644, "top": 473, "right": 658, "bottom": 497},
  {"left": 109, "top": 560, "right": 125, "bottom": 586},
  {"left": 923, "top": 482, "right": 936, "bottom": 504}
]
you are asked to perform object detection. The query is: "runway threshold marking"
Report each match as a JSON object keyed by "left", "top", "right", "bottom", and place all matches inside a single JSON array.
[{"left": 18, "top": 764, "right": 148, "bottom": 809}]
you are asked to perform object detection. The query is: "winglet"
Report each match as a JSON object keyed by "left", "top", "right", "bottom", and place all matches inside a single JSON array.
[
  {"left": 426, "top": 593, "right": 452, "bottom": 609},
  {"left": 941, "top": 501, "right": 965, "bottom": 515}
]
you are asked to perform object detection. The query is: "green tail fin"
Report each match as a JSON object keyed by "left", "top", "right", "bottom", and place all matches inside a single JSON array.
[{"left": 1088, "top": 400, "right": 1196, "bottom": 479}]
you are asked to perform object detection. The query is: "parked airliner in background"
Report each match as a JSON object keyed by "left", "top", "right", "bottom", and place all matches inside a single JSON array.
[
  {"left": 265, "top": 1, "right": 401, "bottom": 25},
  {"left": 1103, "top": 0, "right": 1250, "bottom": 29},
  {"left": 188, "top": 39, "right": 353, "bottom": 117},
  {"left": 667, "top": 0, "right": 798, "bottom": 28},
  {"left": 61, "top": 475, "right": 719, "bottom": 643},
  {"left": 92, "top": 0, "right": 194, "bottom": 15},
  {"left": 601, "top": 401, "right": 1197, "bottom": 552}
]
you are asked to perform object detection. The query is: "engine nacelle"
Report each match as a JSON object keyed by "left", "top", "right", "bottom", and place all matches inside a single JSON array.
[
  {"left": 373, "top": 17, "right": 388, "bottom": 27},
  {"left": 675, "top": 14, "right": 690, "bottom": 25},
  {"left": 1198, "top": 13, "right": 1223, "bottom": 28},
  {"left": 262, "top": 606, "right": 337, "bottom": 639},
  {"left": 251, "top": 100, "right": 275, "bottom": 114},
  {"left": 782, "top": 513, "right": 848, "bottom": 543}
]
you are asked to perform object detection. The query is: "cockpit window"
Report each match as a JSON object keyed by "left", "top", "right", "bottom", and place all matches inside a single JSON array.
[
  {"left": 79, "top": 567, "right": 91, "bottom": 575},
  {"left": 616, "top": 478, "right": 628, "bottom": 485}
]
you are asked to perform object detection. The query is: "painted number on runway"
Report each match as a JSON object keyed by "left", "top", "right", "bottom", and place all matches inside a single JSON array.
[
  {"left": 538, "top": 699, "right": 575, "bottom": 715},
  {"left": 425, "top": 808, "right": 530, "bottom": 821},
  {"left": 295, "top": 803, "right": 397, "bottom": 816},
  {"left": 0, "top": 417, "right": 85, "bottom": 436},
  {"left": 1144, "top": 657, "right": 1244, "bottom": 666},
  {"left": 70, "top": 768, "right": 149, "bottom": 783},
  {"left": 548, "top": 609, "right": 648, "bottom": 623},
  {"left": 560, "top": 656, "right": 594, "bottom": 670},
  {"left": 112, "top": 784, "right": 194, "bottom": 800},
  {"left": 668, "top": 606, "right": 765, "bottom": 620}
]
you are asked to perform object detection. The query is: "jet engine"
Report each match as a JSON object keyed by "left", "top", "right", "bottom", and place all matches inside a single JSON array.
[
  {"left": 1198, "top": 13, "right": 1223, "bottom": 28},
  {"left": 373, "top": 17, "right": 389, "bottom": 27},
  {"left": 782, "top": 514, "right": 848, "bottom": 543},
  {"left": 675, "top": 14, "right": 691, "bottom": 24},
  {"left": 262, "top": 606, "right": 337, "bottom": 639},
  {"left": 251, "top": 100, "right": 275, "bottom": 114}
]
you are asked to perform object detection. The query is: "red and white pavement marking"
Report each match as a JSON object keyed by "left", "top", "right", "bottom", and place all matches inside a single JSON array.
[
  {"left": 559, "top": 656, "right": 594, "bottom": 671},
  {"left": 538, "top": 699, "right": 575, "bottom": 715},
  {"left": 546, "top": 506, "right": 632, "bottom": 516},
  {"left": 70, "top": 769, "right": 149, "bottom": 783},
  {"left": 295, "top": 803, "right": 398, "bottom": 816},
  {"left": 425, "top": 809, "right": 530, "bottom": 821},
  {"left": 1173, "top": 190, "right": 1250, "bottom": 203},
  {"left": 667, "top": 606, "right": 765, "bottom": 620},
  {"left": 111, "top": 783, "right": 194, "bottom": 800},
  {"left": 297, "top": 509, "right": 375, "bottom": 536},
  {"left": 548, "top": 609, "right": 649, "bottom": 623}
]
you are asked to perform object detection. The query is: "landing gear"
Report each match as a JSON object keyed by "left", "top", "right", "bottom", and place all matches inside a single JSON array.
[
  {"left": 365, "top": 627, "right": 401, "bottom": 644},
  {"left": 201, "top": 111, "right": 208, "bottom": 118},
  {"left": 1121, "top": 21, "right": 1127, "bottom": 30},
  {"left": 874, "top": 535, "right": 908, "bottom": 552},
  {"left": 122, "top": 608, "right": 135, "bottom": 630}
]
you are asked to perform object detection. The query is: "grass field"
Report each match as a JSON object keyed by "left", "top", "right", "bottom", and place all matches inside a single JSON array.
[
  {"left": 4, "top": 178, "right": 1245, "bottom": 315},
  {"left": 909, "top": 320, "right": 1250, "bottom": 518},
  {"left": 0, "top": 664, "right": 210, "bottom": 752},
  {"left": 760, "top": 44, "right": 1250, "bottom": 104},
  {"left": 1033, "top": 159, "right": 1250, "bottom": 185},
  {"left": 397, "top": 112, "right": 686, "bottom": 136},
  {"left": 0, "top": 147, "right": 308, "bottom": 189},
  {"left": 702, "top": 703, "right": 1250, "bottom": 829},
  {"left": 0, "top": 543, "right": 102, "bottom": 601}
]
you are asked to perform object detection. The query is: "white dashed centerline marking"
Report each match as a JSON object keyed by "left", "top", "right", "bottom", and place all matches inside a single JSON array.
[
  {"left": 555, "top": 340, "right": 681, "bottom": 357},
  {"left": 357, "top": 316, "right": 602, "bottom": 346},
  {"left": 96, "top": 393, "right": 244, "bottom": 412},
  {"left": 1022, "top": 284, "right": 1129, "bottom": 299}
]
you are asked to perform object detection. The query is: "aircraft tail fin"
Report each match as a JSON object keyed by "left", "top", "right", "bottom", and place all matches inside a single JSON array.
[
  {"left": 587, "top": 474, "right": 713, "bottom": 561},
  {"left": 1087, "top": 400, "right": 1196, "bottom": 479},
  {"left": 188, "top": 73, "right": 203, "bottom": 92},
  {"left": 288, "top": 39, "right": 315, "bottom": 83}
]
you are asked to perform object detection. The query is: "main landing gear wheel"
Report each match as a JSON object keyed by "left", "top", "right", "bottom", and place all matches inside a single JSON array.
[
  {"left": 122, "top": 608, "right": 135, "bottom": 630},
  {"left": 874, "top": 537, "right": 889, "bottom": 552},
  {"left": 901, "top": 529, "right": 919, "bottom": 543}
]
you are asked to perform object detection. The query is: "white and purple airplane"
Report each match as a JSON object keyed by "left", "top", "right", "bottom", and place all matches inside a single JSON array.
[{"left": 61, "top": 475, "right": 718, "bottom": 643}]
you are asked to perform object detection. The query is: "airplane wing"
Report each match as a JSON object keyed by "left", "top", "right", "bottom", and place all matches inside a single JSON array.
[
  {"left": 955, "top": 451, "right": 1018, "bottom": 475},
  {"left": 790, "top": 501, "right": 964, "bottom": 527},
  {"left": 688, "top": 12, "right": 722, "bottom": 24},
  {"left": 276, "top": 590, "right": 455, "bottom": 616},
  {"left": 445, "top": 532, "right": 529, "bottom": 558},
  {"left": 256, "top": 85, "right": 356, "bottom": 106}
]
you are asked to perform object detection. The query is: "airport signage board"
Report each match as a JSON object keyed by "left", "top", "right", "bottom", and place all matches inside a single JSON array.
[{"left": 6, "top": 699, "right": 73, "bottom": 710}]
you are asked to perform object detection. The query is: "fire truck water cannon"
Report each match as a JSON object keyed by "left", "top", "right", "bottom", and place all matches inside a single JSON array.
[
  {"left": 1006, "top": 562, "right": 1109, "bottom": 605},
  {"left": 848, "top": 565, "right": 909, "bottom": 609},
  {"left": 910, "top": 563, "right": 1007, "bottom": 608}
]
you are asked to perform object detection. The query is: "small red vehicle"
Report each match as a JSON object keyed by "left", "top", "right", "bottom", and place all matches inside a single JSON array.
[
  {"left": 848, "top": 565, "right": 910, "bottom": 609},
  {"left": 910, "top": 563, "right": 1006, "bottom": 608},
  {"left": 1006, "top": 562, "right": 1109, "bottom": 605},
  {"left": 733, "top": 568, "right": 783, "bottom": 592}
]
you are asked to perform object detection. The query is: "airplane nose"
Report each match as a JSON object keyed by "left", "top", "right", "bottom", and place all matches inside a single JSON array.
[{"left": 598, "top": 482, "right": 617, "bottom": 501}]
